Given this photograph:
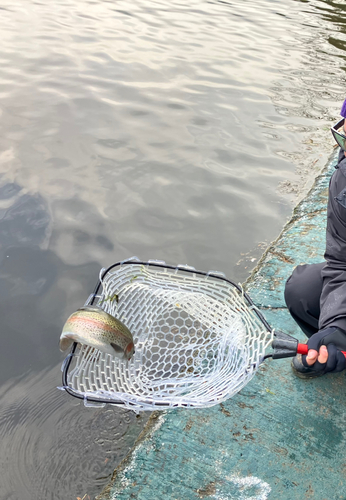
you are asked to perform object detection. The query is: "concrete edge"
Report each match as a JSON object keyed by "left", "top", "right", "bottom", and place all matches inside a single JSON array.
[
  {"left": 96, "top": 411, "right": 164, "bottom": 500},
  {"left": 244, "top": 147, "right": 338, "bottom": 289}
]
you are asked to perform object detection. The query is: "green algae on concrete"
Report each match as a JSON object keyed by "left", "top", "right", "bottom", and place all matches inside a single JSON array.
[{"left": 97, "top": 149, "right": 346, "bottom": 500}]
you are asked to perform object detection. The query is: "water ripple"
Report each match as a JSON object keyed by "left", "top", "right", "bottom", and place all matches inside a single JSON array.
[{"left": 0, "top": 367, "right": 149, "bottom": 500}]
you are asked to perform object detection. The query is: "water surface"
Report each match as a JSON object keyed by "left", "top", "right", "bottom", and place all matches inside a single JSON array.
[{"left": 0, "top": 0, "right": 345, "bottom": 498}]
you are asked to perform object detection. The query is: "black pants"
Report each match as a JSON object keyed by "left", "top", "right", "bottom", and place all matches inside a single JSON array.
[{"left": 284, "top": 262, "right": 325, "bottom": 339}]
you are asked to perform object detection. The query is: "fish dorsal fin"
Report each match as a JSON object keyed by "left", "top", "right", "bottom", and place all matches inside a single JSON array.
[
  {"left": 59, "top": 335, "right": 75, "bottom": 352},
  {"left": 78, "top": 305, "right": 102, "bottom": 313}
]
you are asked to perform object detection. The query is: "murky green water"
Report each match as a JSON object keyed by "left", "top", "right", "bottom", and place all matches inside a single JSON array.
[{"left": 0, "top": 0, "right": 345, "bottom": 498}]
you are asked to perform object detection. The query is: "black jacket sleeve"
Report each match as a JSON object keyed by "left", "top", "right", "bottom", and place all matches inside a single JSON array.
[{"left": 319, "top": 149, "right": 346, "bottom": 332}]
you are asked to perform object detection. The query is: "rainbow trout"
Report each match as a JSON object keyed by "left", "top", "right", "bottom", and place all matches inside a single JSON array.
[{"left": 59, "top": 305, "right": 135, "bottom": 360}]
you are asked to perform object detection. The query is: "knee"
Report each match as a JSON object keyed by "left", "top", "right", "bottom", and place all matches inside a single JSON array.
[
  {"left": 284, "top": 268, "right": 299, "bottom": 312},
  {"left": 284, "top": 264, "right": 310, "bottom": 312}
]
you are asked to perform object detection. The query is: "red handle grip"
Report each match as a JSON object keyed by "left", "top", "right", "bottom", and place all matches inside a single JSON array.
[{"left": 297, "top": 343, "right": 346, "bottom": 358}]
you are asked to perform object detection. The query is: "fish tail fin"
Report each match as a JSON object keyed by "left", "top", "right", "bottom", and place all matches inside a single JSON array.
[{"left": 59, "top": 335, "right": 75, "bottom": 352}]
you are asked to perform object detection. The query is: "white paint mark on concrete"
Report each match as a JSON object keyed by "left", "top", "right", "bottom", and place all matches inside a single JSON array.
[{"left": 224, "top": 474, "right": 271, "bottom": 500}]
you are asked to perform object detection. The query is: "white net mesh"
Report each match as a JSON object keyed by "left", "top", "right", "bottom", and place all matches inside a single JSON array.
[{"left": 63, "top": 260, "right": 273, "bottom": 411}]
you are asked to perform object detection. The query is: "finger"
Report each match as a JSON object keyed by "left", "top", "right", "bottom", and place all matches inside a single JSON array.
[
  {"left": 325, "top": 344, "right": 346, "bottom": 373},
  {"left": 317, "top": 345, "right": 328, "bottom": 364},
  {"left": 306, "top": 349, "right": 318, "bottom": 366}
]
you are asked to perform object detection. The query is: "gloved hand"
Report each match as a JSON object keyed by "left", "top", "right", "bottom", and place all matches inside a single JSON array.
[{"left": 302, "top": 326, "right": 346, "bottom": 374}]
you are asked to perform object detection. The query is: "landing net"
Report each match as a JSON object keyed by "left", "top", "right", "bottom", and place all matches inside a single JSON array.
[{"left": 61, "top": 258, "right": 274, "bottom": 412}]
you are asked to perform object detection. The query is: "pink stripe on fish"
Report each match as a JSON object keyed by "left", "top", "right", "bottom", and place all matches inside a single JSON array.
[{"left": 67, "top": 315, "right": 125, "bottom": 336}]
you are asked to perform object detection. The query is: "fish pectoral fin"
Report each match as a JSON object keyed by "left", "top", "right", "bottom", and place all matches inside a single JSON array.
[
  {"left": 59, "top": 335, "right": 75, "bottom": 352},
  {"left": 110, "top": 342, "right": 124, "bottom": 353}
]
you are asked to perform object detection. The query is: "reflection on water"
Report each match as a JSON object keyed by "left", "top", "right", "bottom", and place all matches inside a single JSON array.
[{"left": 0, "top": 0, "right": 345, "bottom": 498}]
